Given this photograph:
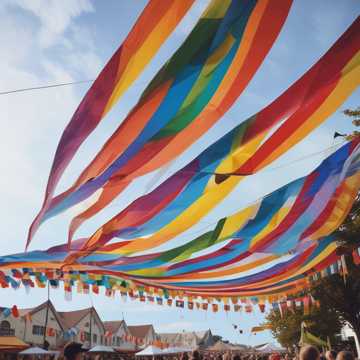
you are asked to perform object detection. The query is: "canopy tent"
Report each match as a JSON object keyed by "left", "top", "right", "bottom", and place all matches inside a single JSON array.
[
  {"left": 0, "top": 336, "right": 29, "bottom": 352},
  {"left": 163, "top": 347, "right": 193, "bottom": 354},
  {"left": 19, "top": 346, "right": 50, "bottom": 355},
  {"left": 135, "top": 345, "right": 164, "bottom": 356},
  {"left": 88, "top": 345, "right": 115, "bottom": 353},
  {"left": 207, "top": 341, "right": 233, "bottom": 351},
  {"left": 256, "top": 343, "right": 286, "bottom": 353}
]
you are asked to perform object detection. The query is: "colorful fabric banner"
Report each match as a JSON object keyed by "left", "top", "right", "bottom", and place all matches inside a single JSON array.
[
  {"left": 27, "top": 0, "right": 195, "bottom": 246},
  {"left": 63, "top": 17, "right": 360, "bottom": 261},
  {"left": 2, "top": 140, "right": 359, "bottom": 299},
  {"left": 29, "top": 0, "right": 293, "bottom": 245}
]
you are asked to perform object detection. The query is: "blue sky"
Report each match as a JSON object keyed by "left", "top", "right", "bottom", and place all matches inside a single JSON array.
[{"left": 0, "top": 0, "right": 359, "bottom": 345}]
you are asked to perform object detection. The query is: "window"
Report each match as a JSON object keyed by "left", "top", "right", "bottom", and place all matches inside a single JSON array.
[
  {"left": 100, "top": 335, "right": 104, "bottom": 345},
  {"left": 116, "top": 336, "right": 121, "bottom": 346},
  {"left": 84, "top": 332, "right": 91, "bottom": 342},
  {"left": 93, "top": 333, "right": 97, "bottom": 343},
  {"left": 32, "top": 325, "right": 45, "bottom": 336},
  {"left": 0, "top": 321, "right": 13, "bottom": 336}
]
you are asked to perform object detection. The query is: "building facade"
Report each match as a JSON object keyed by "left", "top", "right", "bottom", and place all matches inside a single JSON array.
[
  {"left": 0, "top": 301, "right": 64, "bottom": 349},
  {"left": 0, "top": 301, "right": 164, "bottom": 351},
  {"left": 128, "top": 325, "right": 158, "bottom": 347},
  {"left": 57, "top": 307, "right": 105, "bottom": 349},
  {"left": 104, "top": 320, "right": 136, "bottom": 350}
]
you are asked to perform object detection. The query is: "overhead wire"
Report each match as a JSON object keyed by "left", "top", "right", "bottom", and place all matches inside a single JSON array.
[{"left": 0, "top": 80, "right": 94, "bottom": 96}]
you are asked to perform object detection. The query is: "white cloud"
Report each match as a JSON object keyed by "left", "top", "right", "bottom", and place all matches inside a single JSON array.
[
  {"left": 0, "top": 16, "right": 34, "bottom": 66},
  {"left": 65, "top": 50, "right": 102, "bottom": 78},
  {"left": 0, "top": 0, "right": 101, "bottom": 252},
  {"left": 5, "top": 0, "right": 94, "bottom": 48}
]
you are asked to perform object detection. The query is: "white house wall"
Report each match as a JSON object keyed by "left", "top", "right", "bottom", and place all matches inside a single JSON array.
[
  {"left": 69, "top": 312, "right": 105, "bottom": 348},
  {"left": 2, "top": 307, "right": 63, "bottom": 349},
  {"left": 109, "top": 322, "right": 136, "bottom": 350}
]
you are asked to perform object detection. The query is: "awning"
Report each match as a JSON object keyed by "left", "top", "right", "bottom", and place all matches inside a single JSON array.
[{"left": 0, "top": 336, "right": 29, "bottom": 352}]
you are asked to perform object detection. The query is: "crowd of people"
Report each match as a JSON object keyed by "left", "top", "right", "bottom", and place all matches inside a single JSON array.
[{"left": 61, "top": 342, "right": 357, "bottom": 360}]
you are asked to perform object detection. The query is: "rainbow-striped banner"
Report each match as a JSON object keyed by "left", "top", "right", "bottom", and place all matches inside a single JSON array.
[
  {"left": 28, "top": 0, "right": 292, "bottom": 246},
  {"left": 64, "top": 17, "right": 360, "bottom": 258}
]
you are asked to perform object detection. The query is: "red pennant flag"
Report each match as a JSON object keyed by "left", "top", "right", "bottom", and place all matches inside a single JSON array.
[
  {"left": 258, "top": 303, "right": 266, "bottom": 313},
  {"left": 303, "top": 296, "right": 310, "bottom": 315},
  {"left": 280, "top": 302, "right": 287, "bottom": 315},
  {"left": 353, "top": 248, "right": 360, "bottom": 265},
  {"left": 11, "top": 305, "right": 19, "bottom": 318}
]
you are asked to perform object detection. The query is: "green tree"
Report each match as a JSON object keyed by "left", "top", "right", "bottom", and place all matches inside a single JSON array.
[
  {"left": 343, "top": 107, "right": 360, "bottom": 139},
  {"left": 265, "top": 307, "right": 341, "bottom": 348}
]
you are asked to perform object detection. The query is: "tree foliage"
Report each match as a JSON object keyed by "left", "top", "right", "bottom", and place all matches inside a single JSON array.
[
  {"left": 344, "top": 107, "right": 360, "bottom": 139},
  {"left": 266, "top": 307, "right": 342, "bottom": 348}
]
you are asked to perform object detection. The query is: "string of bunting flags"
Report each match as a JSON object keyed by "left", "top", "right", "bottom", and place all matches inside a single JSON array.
[
  {"left": 1, "top": 140, "right": 359, "bottom": 308},
  {"left": 0, "top": 253, "right": 347, "bottom": 314}
]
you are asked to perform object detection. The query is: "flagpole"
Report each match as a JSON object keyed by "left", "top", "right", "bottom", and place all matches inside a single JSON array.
[
  {"left": 89, "top": 307, "right": 92, "bottom": 348},
  {"left": 23, "top": 314, "right": 27, "bottom": 342},
  {"left": 43, "top": 282, "right": 50, "bottom": 348}
]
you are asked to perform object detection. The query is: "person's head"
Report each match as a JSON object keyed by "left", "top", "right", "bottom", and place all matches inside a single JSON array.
[
  {"left": 336, "top": 351, "right": 354, "bottom": 360},
  {"left": 325, "top": 351, "right": 337, "bottom": 360},
  {"left": 232, "top": 355, "right": 241, "bottom": 360},
  {"left": 181, "top": 353, "right": 189, "bottom": 360},
  {"left": 192, "top": 350, "right": 201, "bottom": 360},
  {"left": 63, "top": 342, "right": 85, "bottom": 360},
  {"left": 299, "top": 346, "right": 320, "bottom": 360},
  {"left": 270, "top": 354, "right": 281, "bottom": 360}
]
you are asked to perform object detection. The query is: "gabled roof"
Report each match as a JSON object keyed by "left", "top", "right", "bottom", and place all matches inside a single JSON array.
[
  {"left": 159, "top": 329, "right": 219, "bottom": 349},
  {"left": 198, "top": 329, "right": 216, "bottom": 347},
  {"left": 208, "top": 341, "right": 233, "bottom": 351},
  {"left": 15, "top": 300, "right": 64, "bottom": 331},
  {"left": 103, "top": 320, "right": 125, "bottom": 334},
  {"left": 57, "top": 307, "right": 105, "bottom": 332},
  {"left": 57, "top": 308, "right": 91, "bottom": 330},
  {"left": 159, "top": 332, "right": 199, "bottom": 348},
  {"left": 128, "top": 325, "right": 154, "bottom": 339}
]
